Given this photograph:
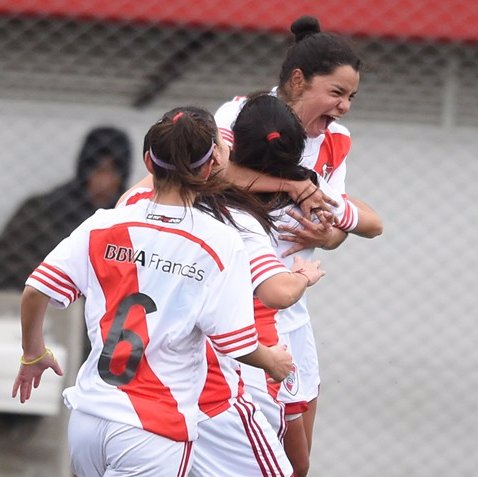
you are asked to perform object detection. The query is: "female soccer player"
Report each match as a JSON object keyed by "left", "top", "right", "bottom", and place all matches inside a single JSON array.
[
  {"left": 227, "top": 92, "right": 381, "bottom": 476},
  {"left": 214, "top": 15, "right": 383, "bottom": 476},
  {"left": 11, "top": 108, "right": 293, "bottom": 477},
  {"left": 119, "top": 106, "right": 325, "bottom": 477}
]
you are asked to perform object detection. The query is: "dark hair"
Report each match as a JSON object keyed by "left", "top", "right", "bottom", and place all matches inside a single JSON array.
[
  {"left": 147, "top": 107, "right": 216, "bottom": 176},
  {"left": 232, "top": 93, "right": 314, "bottom": 208},
  {"left": 77, "top": 126, "right": 131, "bottom": 189},
  {"left": 145, "top": 106, "right": 219, "bottom": 205},
  {"left": 144, "top": 106, "right": 275, "bottom": 232},
  {"left": 279, "top": 15, "right": 362, "bottom": 88},
  {"left": 233, "top": 93, "right": 307, "bottom": 179}
]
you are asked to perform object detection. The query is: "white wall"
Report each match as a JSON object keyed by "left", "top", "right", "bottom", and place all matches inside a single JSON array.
[{"left": 308, "top": 121, "right": 478, "bottom": 477}]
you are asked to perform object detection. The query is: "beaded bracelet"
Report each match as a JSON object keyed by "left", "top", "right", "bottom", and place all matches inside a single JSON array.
[{"left": 20, "top": 347, "right": 53, "bottom": 365}]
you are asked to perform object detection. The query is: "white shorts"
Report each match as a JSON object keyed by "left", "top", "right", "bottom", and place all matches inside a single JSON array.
[
  {"left": 241, "top": 364, "right": 287, "bottom": 440},
  {"left": 189, "top": 394, "right": 293, "bottom": 477},
  {"left": 278, "top": 322, "right": 320, "bottom": 407},
  {"left": 68, "top": 410, "right": 193, "bottom": 477}
]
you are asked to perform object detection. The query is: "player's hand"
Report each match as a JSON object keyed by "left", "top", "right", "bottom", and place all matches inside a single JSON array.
[
  {"left": 278, "top": 209, "right": 337, "bottom": 257},
  {"left": 265, "top": 345, "right": 293, "bottom": 383},
  {"left": 289, "top": 180, "right": 339, "bottom": 219},
  {"left": 12, "top": 350, "right": 63, "bottom": 403},
  {"left": 290, "top": 255, "right": 326, "bottom": 287}
]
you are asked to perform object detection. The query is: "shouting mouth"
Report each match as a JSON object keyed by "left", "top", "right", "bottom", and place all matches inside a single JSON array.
[{"left": 309, "top": 114, "right": 337, "bottom": 137}]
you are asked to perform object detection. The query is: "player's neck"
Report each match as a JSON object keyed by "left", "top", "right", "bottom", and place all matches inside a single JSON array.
[{"left": 151, "top": 187, "right": 195, "bottom": 207}]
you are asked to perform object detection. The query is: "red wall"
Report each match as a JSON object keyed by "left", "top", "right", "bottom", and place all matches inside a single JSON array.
[{"left": 0, "top": 0, "right": 477, "bottom": 41}]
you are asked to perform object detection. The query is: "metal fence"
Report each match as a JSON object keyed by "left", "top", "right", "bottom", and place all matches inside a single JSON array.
[{"left": 0, "top": 1, "right": 477, "bottom": 476}]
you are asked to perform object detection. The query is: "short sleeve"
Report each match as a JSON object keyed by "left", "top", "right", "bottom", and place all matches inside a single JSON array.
[
  {"left": 317, "top": 176, "right": 358, "bottom": 232},
  {"left": 232, "top": 211, "right": 289, "bottom": 291},
  {"left": 25, "top": 212, "right": 97, "bottom": 308}
]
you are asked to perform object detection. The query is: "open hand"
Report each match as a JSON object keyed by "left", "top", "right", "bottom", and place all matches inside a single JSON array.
[
  {"left": 279, "top": 208, "right": 337, "bottom": 257},
  {"left": 291, "top": 180, "right": 339, "bottom": 219},
  {"left": 12, "top": 350, "right": 63, "bottom": 403},
  {"left": 290, "top": 255, "right": 326, "bottom": 286}
]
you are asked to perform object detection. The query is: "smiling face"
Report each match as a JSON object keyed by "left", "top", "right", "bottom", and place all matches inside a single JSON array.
[{"left": 285, "top": 65, "right": 360, "bottom": 138}]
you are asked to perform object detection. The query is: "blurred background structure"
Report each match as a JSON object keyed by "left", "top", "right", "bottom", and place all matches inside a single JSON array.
[{"left": 0, "top": 1, "right": 477, "bottom": 476}]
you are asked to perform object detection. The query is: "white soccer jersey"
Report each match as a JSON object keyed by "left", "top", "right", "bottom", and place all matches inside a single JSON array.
[
  {"left": 26, "top": 198, "right": 258, "bottom": 442},
  {"left": 198, "top": 208, "right": 291, "bottom": 419},
  {"left": 215, "top": 92, "right": 360, "bottom": 413},
  {"left": 119, "top": 189, "right": 290, "bottom": 419},
  {"left": 215, "top": 93, "right": 359, "bottom": 334},
  {"left": 215, "top": 90, "right": 353, "bottom": 194}
]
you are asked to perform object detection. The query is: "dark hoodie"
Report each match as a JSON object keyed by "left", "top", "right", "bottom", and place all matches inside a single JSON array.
[{"left": 0, "top": 126, "right": 132, "bottom": 290}]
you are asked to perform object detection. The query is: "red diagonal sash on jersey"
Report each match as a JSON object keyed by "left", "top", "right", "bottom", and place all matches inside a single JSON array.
[
  {"left": 198, "top": 341, "right": 234, "bottom": 418},
  {"left": 89, "top": 225, "right": 189, "bottom": 441},
  {"left": 314, "top": 129, "right": 351, "bottom": 179}
]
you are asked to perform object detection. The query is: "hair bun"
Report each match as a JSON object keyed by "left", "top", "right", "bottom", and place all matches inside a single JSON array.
[{"left": 290, "top": 15, "right": 320, "bottom": 42}]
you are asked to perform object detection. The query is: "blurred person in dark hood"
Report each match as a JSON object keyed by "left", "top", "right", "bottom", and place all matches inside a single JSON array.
[{"left": 0, "top": 126, "right": 132, "bottom": 290}]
